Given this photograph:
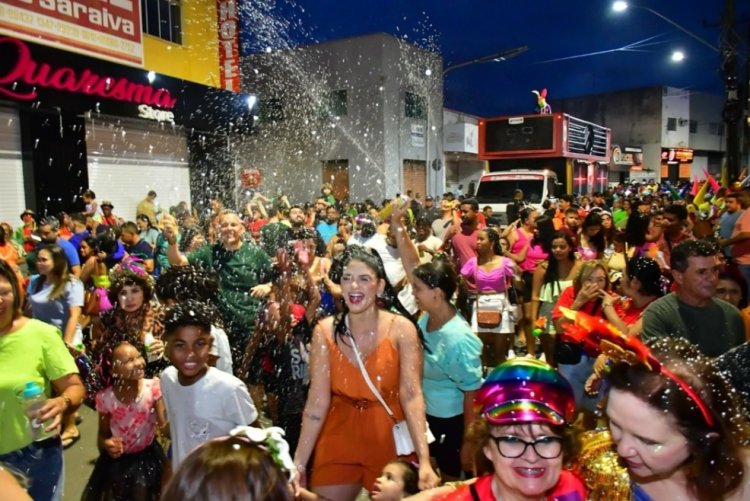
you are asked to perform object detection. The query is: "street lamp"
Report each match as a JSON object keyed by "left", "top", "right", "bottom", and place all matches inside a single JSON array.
[
  {"left": 611, "top": 2, "right": 749, "bottom": 184},
  {"left": 611, "top": 2, "right": 719, "bottom": 53},
  {"left": 442, "top": 46, "right": 529, "bottom": 76},
  {"left": 424, "top": 45, "right": 528, "bottom": 196}
]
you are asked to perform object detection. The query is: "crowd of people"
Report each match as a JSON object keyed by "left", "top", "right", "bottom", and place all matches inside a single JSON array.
[{"left": 2, "top": 178, "right": 750, "bottom": 501}]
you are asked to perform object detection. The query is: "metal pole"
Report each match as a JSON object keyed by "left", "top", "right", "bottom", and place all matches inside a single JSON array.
[
  {"left": 427, "top": 45, "right": 528, "bottom": 197},
  {"left": 721, "top": 0, "right": 741, "bottom": 183}
]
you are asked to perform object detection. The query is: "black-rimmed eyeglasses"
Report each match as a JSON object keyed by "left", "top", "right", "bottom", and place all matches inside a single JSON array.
[{"left": 489, "top": 435, "right": 563, "bottom": 459}]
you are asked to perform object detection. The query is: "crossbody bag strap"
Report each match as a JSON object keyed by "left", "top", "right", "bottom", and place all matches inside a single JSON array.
[
  {"left": 469, "top": 483, "right": 482, "bottom": 501},
  {"left": 345, "top": 315, "right": 397, "bottom": 421}
]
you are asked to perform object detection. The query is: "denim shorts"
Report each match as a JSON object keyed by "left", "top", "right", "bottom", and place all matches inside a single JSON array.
[{"left": 0, "top": 437, "right": 63, "bottom": 501}]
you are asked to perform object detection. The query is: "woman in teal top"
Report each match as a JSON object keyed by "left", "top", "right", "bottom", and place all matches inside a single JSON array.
[
  {"left": 0, "top": 260, "right": 84, "bottom": 501},
  {"left": 390, "top": 203, "right": 483, "bottom": 480}
]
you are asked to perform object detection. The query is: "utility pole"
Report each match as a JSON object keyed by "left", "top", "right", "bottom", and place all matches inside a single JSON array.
[
  {"left": 745, "top": 22, "right": 750, "bottom": 168},
  {"left": 721, "top": 0, "right": 742, "bottom": 183}
]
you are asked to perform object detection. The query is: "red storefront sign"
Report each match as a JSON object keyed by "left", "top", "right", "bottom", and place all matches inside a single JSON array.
[
  {"left": 217, "top": 0, "right": 240, "bottom": 92},
  {"left": 0, "top": 37, "right": 176, "bottom": 109},
  {"left": 0, "top": 0, "right": 143, "bottom": 66}
]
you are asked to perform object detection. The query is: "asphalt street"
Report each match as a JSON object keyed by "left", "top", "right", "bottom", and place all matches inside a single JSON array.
[{"left": 62, "top": 405, "right": 99, "bottom": 500}]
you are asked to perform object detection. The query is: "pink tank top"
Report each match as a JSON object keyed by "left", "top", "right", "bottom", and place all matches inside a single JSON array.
[{"left": 512, "top": 228, "right": 548, "bottom": 272}]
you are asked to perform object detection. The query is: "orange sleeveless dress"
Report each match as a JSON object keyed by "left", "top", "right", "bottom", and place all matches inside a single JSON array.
[{"left": 310, "top": 323, "right": 405, "bottom": 490}]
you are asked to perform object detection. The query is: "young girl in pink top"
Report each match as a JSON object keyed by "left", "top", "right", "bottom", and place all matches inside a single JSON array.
[{"left": 83, "top": 340, "right": 168, "bottom": 500}]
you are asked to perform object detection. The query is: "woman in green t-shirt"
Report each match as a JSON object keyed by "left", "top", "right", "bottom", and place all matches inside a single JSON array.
[{"left": 0, "top": 260, "right": 84, "bottom": 500}]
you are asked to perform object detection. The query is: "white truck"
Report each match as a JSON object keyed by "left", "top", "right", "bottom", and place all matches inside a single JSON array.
[{"left": 474, "top": 169, "right": 560, "bottom": 225}]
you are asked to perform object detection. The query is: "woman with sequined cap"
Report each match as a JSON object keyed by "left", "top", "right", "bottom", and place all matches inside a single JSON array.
[
  {"left": 441, "top": 357, "right": 586, "bottom": 500},
  {"left": 576, "top": 337, "right": 750, "bottom": 500}
]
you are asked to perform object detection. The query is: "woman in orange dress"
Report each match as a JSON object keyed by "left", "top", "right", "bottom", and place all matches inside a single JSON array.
[{"left": 293, "top": 245, "right": 439, "bottom": 500}]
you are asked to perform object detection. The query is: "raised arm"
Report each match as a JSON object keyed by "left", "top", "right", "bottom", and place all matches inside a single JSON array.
[
  {"left": 396, "top": 316, "right": 439, "bottom": 490},
  {"left": 163, "top": 222, "right": 188, "bottom": 266},
  {"left": 390, "top": 199, "right": 421, "bottom": 282}
]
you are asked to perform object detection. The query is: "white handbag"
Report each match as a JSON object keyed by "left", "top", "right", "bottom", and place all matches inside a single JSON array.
[{"left": 347, "top": 317, "right": 435, "bottom": 456}]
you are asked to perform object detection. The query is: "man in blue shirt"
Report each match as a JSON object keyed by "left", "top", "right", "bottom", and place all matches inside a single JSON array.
[
  {"left": 67, "top": 212, "right": 90, "bottom": 251},
  {"left": 718, "top": 192, "right": 743, "bottom": 259},
  {"left": 38, "top": 216, "right": 81, "bottom": 276},
  {"left": 120, "top": 221, "right": 155, "bottom": 273},
  {"left": 315, "top": 206, "right": 339, "bottom": 244}
]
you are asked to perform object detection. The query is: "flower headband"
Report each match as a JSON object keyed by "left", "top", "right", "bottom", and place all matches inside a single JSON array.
[
  {"left": 229, "top": 426, "right": 297, "bottom": 481},
  {"left": 109, "top": 257, "right": 154, "bottom": 289},
  {"left": 558, "top": 307, "right": 716, "bottom": 428}
]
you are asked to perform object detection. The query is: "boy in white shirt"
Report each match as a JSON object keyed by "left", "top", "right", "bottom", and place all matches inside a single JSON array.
[
  {"left": 160, "top": 300, "right": 257, "bottom": 467},
  {"left": 155, "top": 265, "right": 234, "bottom": 374}
]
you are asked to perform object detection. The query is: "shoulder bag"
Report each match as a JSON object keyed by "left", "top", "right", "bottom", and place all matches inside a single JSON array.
[
  {"left": 346, "top": 317, "right": 435, "bottom": 456},
  {"left": 474, "top": 261, "right": 502, "bottom": 328}
]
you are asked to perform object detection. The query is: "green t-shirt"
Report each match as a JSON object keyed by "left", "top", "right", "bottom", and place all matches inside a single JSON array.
[
  {"left": 259, "top": 222, "right": 288, "bottom": 259},
  {"left": 0, "top": 319, "right": 78, "bottom": 454},
  {"left": 613, "top": 208, "right": 629, "bottom": 229},
  {"left": 187, "top": 243, "right": 272, "bottom": 339}
]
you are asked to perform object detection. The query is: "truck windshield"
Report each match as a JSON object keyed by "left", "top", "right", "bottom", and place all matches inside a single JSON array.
[{"left": 475, "top": 179, "right": 546, "bottom": 204}]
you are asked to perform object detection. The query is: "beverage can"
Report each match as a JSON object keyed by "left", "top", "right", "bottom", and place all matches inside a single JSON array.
[{"left": 143, "top": 332, "right": 160, "bottom": 363}]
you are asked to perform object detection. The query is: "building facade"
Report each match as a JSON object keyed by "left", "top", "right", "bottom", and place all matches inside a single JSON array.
[
  {"left": 239, "top": 33, "right": 445, "bottom": 203},
  {"left": 442, "top": 108, "right": 484, "bottom": 196},
  {"left": 0, "top": 0, "right": 250, "bottom": 224},
  {"left": 552, "top": 86, "right": 728, "bottom": 183}
]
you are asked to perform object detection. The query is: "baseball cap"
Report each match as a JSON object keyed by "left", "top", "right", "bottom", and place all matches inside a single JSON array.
[
  {"left": 101, "top": 200, "right": 114, "bottom": 208},
  {"left": 475, "top": 358, "right": 575, "bottom": 426},
  {"left": 20, "top": 209, "right": 35, "bottom": 220}
]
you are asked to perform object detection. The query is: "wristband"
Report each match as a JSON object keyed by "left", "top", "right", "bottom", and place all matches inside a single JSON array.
[{"left": 60, "top": 394, "right": 72, "bottom": 411}]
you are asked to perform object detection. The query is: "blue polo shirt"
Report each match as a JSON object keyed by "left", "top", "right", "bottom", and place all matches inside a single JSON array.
[
  {"left": 57, "top": 238, "right": 80, "bottom": 268},
  {"left": 68, "top": 230, "right": 90, "bottom": 252}
]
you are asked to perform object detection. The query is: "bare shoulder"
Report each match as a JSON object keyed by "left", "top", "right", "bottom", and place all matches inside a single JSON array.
[
  {"left": 385, "top": 312, "right": 417, "bottom": 343},
  {"left": 314, "top": 316, "right": 335, "bottom": 339}
]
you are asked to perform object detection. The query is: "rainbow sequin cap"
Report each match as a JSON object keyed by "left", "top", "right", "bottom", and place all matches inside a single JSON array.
[{"left": 476, "top": 358, "right": 576, "bottom": 426}]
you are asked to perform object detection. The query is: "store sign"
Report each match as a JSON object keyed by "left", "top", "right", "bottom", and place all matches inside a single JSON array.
[
  {"left": 138, "top": 104, "right": 174, "bottom": 122},
  {"left": 444, "top": 123, "right": 478, "bottom": 154},
  {"left": 0, "top": 37, "right": 176, "bottom": 108},
  {"left": 661, "top": 148, "right": 694, "bottom": 164},
  {"left": 217, "top": 0, "right": 240, "bottom": 92},
  {"left": 612, "top": 145, "right": 643, "bottom": 166},
  {"left": 411, "top": 124, "right": 425, "bottom": 147},
  {"left": 0, "top": 0, "right": 143, "bottom": 66}
]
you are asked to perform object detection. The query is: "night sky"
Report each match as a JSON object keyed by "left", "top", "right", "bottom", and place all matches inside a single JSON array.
[{"left": 240, "top": 0, "right": 748, "bottom": 117}]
